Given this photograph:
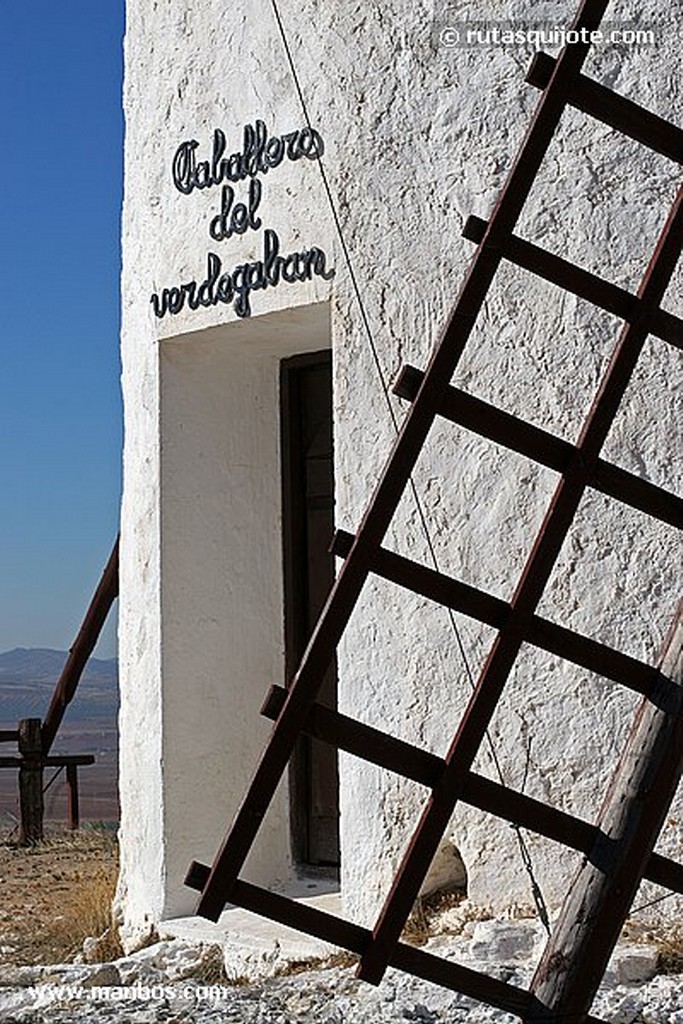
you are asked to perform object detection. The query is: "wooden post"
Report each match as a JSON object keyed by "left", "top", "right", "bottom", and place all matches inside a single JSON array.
[
  {"left": 66, "top": 764, "right": 80, "bottom": 830},
  {"left": 41, "top": 537, "right": 119, "bottom": 755},
  {"left": 530, "top": 605, "right": 683, "bottom": 1023},
  {"left": 18, "top": 718, "right": 44, "bottom": 846}
]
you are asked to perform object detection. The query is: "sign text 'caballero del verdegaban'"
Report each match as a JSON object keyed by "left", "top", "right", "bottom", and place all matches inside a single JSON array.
[{"left": 150, "top": 121, "right": 335, "bottom": 320}]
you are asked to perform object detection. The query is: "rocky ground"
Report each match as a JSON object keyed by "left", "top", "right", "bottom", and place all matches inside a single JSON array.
[
  {"left": 1, "top": 830, "right": 682, "bottom": 1023},
  {"left": 1, "top": 924, "right": 682, "bottom": 1024}
]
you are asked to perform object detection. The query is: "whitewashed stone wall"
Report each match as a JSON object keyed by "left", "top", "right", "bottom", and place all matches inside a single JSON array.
[{"left": 118, "top": 0, "right": 681, "bottom": 946}]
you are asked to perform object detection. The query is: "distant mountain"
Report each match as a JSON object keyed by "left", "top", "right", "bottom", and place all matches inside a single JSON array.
[
  {"left": 0, "top": 646, "right": 116, "bottom": 679},
  {"left": 0, "top": 647, "right": 118, "bottom": 726}
]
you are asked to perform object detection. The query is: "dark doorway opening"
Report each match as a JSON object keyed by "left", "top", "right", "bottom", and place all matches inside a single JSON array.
[{"left": 280, "top": 351, "right": 340, "bottom": 869}]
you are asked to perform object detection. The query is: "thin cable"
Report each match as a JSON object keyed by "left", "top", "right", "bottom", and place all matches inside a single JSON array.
[
  {"left": 631, "top": 889, "right": 679, "bottom": 916},
  {"left": 269, "top": 0, "right": 395, "bottom": 431},
  {"left": 43, "top": 764, "right": 65, "bottom": 795},
  {"left": 269, "top": 0, "right": 550, "bottom": 933}
]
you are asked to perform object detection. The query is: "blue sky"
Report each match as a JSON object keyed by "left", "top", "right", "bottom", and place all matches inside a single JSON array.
[{"left": 0, "top": 2, "right": 124, "bottom": 659}]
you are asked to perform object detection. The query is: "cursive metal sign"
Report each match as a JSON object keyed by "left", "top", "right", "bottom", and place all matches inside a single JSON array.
[{"left": 150, "top": 119, "right": 334, "bottom": 322}]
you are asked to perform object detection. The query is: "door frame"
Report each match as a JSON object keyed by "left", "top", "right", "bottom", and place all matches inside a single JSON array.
[{"left": 279, "top": 349, "right": 339, "bottom": 869}]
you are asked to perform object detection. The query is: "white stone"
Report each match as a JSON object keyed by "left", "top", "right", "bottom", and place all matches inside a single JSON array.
[
  {"left": 115, "top": 938, "right": 206, "bottom": 984},
  {"left": 0, "top": 988, "right": 38, "bottom": 1017},
  {"left": 37, "top": 963, "right": 122, "bottom": 988},
  {"left": 162, "top": 886, "right": 341, "bottom": 981},
  {"left": 603, "top": 944, "right": 660, "bottom": 987},
  {"left": 419, "top": 841, "right": 467, "bottom": 898},
  {"left": 468, "top": 920, "right": 543, "bottom": 963},
  {"left": 0, "top": 964, "right": 41, "bottom": 988}
]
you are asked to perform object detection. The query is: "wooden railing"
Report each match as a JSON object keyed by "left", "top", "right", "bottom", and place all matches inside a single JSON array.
[{"left": 0, "top": 537, "right": 119, "bottom": 844}]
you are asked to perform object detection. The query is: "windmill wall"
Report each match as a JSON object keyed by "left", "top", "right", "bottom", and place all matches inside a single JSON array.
[{"left": 117, "top": 0, "right": 681, "bottom": 946}]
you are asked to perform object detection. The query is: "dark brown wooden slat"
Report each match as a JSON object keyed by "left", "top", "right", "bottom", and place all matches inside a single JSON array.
[
  {"left": 43, "top": 755, "right": 96, "bottom": 767},
  {"left": 527, "top": 617, "right": 662, "bottom": 700},
  {"left": 592, "top": 461, "right": 683, "bottom": 529},
  {"left": 262, "top": 684, "right": 683, "bottom": 895},
  {"left": 331, "top": 529, "right": 508, "bottom": 629},
  {"left": 0, "top": 731, "right": 19, "bottom": 743},
  {"left": 261, "top": 684, "right": 443, "bottom": 787},
  {"left": 394, "top": 367, "right": 683, "bottom": 529},
  {"left": 464, "top": 216, "right": 636, "bottom": 321},
  {"left": 18, "top": 719, "right": 43, "bottom": 846},
  {"left": 184, "top": 871, "right": 553, "bottom": 1021},
  {"left": 464, "top": 216, "right": 683, "bottom": 350},
  {"left": 390, "top": 943, "right": 539, "bottom": 1020},
  {"left": 648, "top": 851, "right": 683, "bottom": 892},
  {"left": 332, "top": 529, "right": 663, "bottom": 698},
  {"left": 393, "top": 944, "right": 609, "bottom": 1024},
  {"left": 527, "top": 52, "right": 683, "bottom": 164},
  {"left": 394, "top": 365, "right": 573, "bottom": 472},
  {"left": 0, "top": 754, "right": 96, "bottom": 768},
  {"left": 360, "top": 184, "right": 683, "bottom": 984}
]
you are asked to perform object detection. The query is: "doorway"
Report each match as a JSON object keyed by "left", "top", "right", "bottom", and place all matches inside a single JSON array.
[{"left": 280, "top": 350, "right": 340, "bottom": 869}]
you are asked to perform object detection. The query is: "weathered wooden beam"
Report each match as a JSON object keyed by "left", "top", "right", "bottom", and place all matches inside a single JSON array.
[
  {"left": 530, "top": 604, "right": 683, "bottom": 1023},
  {"left": 42, "top": 537, "right": 119, "bottom": 754},
  {"left": 18, "top": 718, "right": 44, "bottom": 846},
  {"left": 66, "top": 764, "right": 80, "bottom": 830},
  {"left": 0, "top": 754, "right": 95, "bottom": 768}
]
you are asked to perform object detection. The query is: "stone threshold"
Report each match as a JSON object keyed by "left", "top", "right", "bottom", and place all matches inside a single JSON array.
[{"left": 158, "top": 875, "right": 342, "bottom": 980}]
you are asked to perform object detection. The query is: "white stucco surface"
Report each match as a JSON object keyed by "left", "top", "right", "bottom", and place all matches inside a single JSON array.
[{"left": 118, "top": 0, "right": 681, "bottom": 947}]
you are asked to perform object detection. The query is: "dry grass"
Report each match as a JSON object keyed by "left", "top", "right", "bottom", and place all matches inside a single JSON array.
[
  {"left": 178, "top": 944, "right": 231, "bottom": 985},
  {"left": 632, "top": 926, "right": 683, "bottom": 976},
  {"left": 0, "top": 825, "right": 122, "bottom": 965},
  {"left": 622, "top": 916, "right": 683, "bottom": 977},
  {"left": 654, "top": 935, "right": 683, "bottom": 975},
  {"left": 401, "top": 887, "right": 467, "bottom": 946},
  {"left": 274, "top": 950, "right": 359, "bottom": 978}
]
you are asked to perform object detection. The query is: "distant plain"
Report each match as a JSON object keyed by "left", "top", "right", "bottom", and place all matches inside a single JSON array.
[{"left": 0, "top": 648, "right": 118, "bottom": 831}]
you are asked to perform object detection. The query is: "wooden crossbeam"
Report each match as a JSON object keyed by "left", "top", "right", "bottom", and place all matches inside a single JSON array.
[
  {"left": 393, "top": 366, "right": 682, "bottom": 528},
  {"left": 331, "top": 530, "right": 668, "bottom": 700},
  {"left": 526, "top": 52, "right": 683, "bottom": 164},
  {"left": 462, "top": 217, "right": 683, "bottom": 350},
  {"left": 0, "top": 755, "right": 95, "bottom": 768},
  {"left": 260, "top": 684, "right": 683, "bottom": 895},
  {"left": 530, "top": 608, "right": 683, "bottom": 1022}
]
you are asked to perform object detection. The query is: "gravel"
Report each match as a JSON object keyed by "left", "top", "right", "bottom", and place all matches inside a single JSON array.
[{"left": 0, "top": 922, "right": 681, "bottom": 1024}]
